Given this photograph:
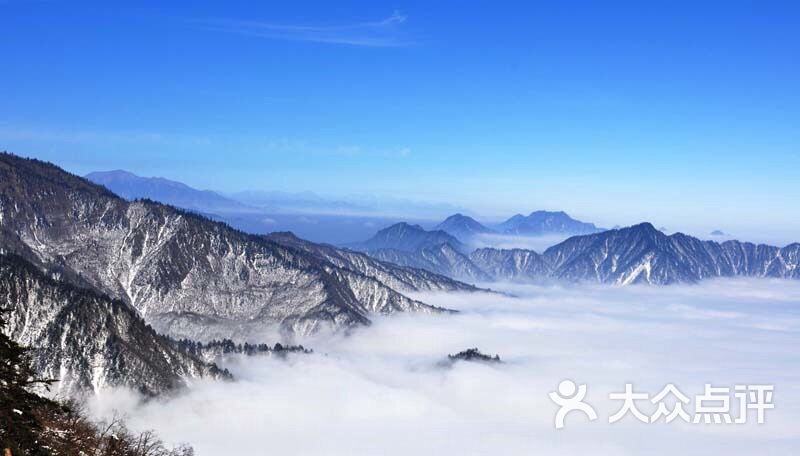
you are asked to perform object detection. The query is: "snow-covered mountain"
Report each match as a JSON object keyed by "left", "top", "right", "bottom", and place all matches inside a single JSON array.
[
  {"left": 354, "top": 222, "right": 800, "bottom": 285},
  {"left": 85, "top": 169, "right": 252, "bottom": 214},
  {"left": 434, "top": 213, "right": 494, "bottom": 241},
  {"left": 0, "top": 253, "right": 228, "bottom": 396},
  {"left": 497, "top": 210, "right": 602, "bottom": 236},
  {"left": 543, "top": 222, "right": 800, "bottom": 284},
  {"left": 0, "top": 153, "right": 471, "bottom": 341},
  {"left": 480, "top": 223, "right": 800, "bottom": 284},
  {"left": 468, "top": 248, "right": 551, "bottom": 282}
]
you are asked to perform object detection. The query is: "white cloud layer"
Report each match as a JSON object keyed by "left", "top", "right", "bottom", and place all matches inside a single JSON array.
[
  {"left": 467, "top": 233, "right": 572, "bottom": 252},
  {"left": 90, "top": 279, "right": 800, "bottom": 455}
]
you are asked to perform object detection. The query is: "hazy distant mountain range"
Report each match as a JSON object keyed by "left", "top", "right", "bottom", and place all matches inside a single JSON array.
[
  {"left": 230, "top": 189, "right": 369, "bottom": 213},
  {"left": 85, "top": 169, "right": 473, "bottom": 244},
  {"left": 85, "top": 169, "right": 367, "bottom": 215},
  {"left": 86, "top": 169, "right": 608, "bottom": 243},
  {"left": 87, "top": 169, "right": 461, "bottom": 219},
  {"left": 431, "top": 211, "right": 602, "bottom": 240},
  {"left": 85, "top": 170, "right": 253, "bottom": 213}
]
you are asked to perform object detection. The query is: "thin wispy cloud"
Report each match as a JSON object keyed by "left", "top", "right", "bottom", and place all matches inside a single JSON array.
[
  {"left": 0, "top": 124, "right": 210, "bottom": 147},
  {"left": 191, "top": 11, "right": 409, "bottom": 47},
  {"left": 0, "top": 124, "right": 411, "bottom": 159}
]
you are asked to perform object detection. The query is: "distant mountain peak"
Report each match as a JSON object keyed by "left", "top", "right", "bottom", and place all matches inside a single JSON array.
[
  {"left": 530, "top": 210, "right": 566, "bottom": 216},
  {"left": 354, "top": 222, "right": 464, "bottom": 253},
  {"left": 91, "top": 169, "right": 137, "bottom": 178},
  {"left": 434, "top": 213, "right": 494, "bottom": 240},
  {"left": 442, "top": 213, "right": 470, "bottom": 220},
  {"left": 632, "top": 221, "right": 658, "bottom": 232},
  {"left": 374, "top": 222, "right": 431, "bottom": 237},
  {"left": 497, "top": 210, "right": 601, "bottom": 236},
  {"left": 389, "top": 221, "right": 424, "bottom": 230}
]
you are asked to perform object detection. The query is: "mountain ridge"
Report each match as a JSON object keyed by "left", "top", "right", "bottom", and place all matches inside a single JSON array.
[
  {"left": 85, "top": 169, "right": 252, "bottom": 214},
  {"left": 353, "top": 221, "right": 800, "bottom": 284},
  {"left": 0, "top": 152, "right": 470, "bottom": 341},
  {"left": 508, "top": 222, "right": 799, "bottom": 284}
]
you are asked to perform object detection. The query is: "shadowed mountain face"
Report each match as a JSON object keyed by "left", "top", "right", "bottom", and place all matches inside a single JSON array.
[
  {"left": 0, "top": 253, "right": 228, "bottom": 396},
  {"left": 497, "top": 211, "right": 602, "bottom": 236},
  {"left": 434, "top": 214, "right": 494, "bottom": 240},
  {"left": 85, "top": 169, "right": 251, "bottom": 214},
  {"left": 0, "top": 153, "right": 472, "bottom": 341},
  {"left": 350, "top": 222, "right": 466, "bottom": 253}
]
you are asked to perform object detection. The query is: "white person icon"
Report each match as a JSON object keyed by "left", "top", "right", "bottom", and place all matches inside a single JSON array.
[{"left": 550, "top": 380, "right": 598, "bottom": 429}]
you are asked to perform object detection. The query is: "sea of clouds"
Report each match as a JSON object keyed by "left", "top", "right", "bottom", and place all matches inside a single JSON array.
[{"left": 90, "top": 279, "right": 800, "bottom": 455}]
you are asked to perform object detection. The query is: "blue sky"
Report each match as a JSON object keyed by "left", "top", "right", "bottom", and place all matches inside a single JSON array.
[{"left": 1, "top": 1, "right": 798, "bottom": 239}]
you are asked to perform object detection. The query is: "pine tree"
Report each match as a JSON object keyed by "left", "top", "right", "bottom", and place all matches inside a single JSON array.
[
  {"left": 0, "top": 306, "right": 196, "bottom": 455},
  {"left": 0, "top": 308, "right": 55, "bottom": 454}
]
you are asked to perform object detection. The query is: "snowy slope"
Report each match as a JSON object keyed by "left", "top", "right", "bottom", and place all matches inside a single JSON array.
[
  {"left": 0, "top": 153, "right": 465, "bottom": 340},
  {"left": 0, "top": 253, "right": 228, "bottom": 396}
]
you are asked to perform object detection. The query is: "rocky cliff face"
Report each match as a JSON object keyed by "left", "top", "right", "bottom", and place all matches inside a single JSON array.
[
  {"left": 468, "top": 248, "right": 551, "bottom": 282},
  {"left": 0, "top": 253, "right": 228, "bottom": 396},
  {"left": 0, "top": 153, "right": 466, "bottom": 340}
]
